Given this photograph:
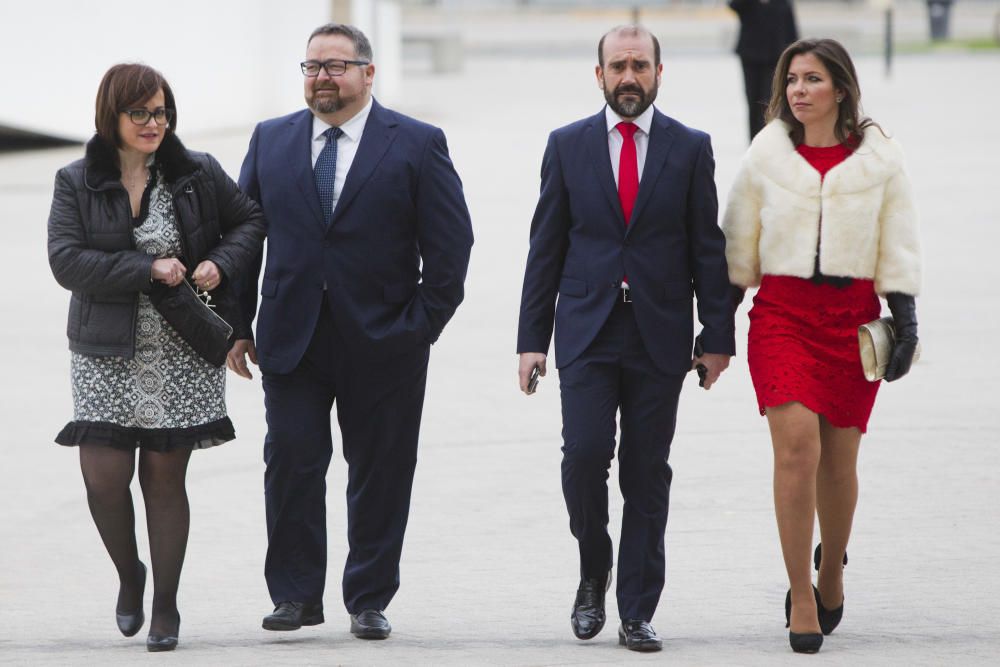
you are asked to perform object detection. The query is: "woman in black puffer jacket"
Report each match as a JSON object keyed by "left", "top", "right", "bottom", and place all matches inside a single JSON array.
[{"left": 47, "top": 63, "right": 264, "bottom": 652}]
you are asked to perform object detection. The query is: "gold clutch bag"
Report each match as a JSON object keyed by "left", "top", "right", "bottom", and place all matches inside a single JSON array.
[{"left": 858, "top": 317, "right": 921, "bottom": 382}]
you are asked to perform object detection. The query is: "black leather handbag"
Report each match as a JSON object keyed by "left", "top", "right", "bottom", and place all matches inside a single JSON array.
[{"left": 149, "top": 279, "right": 234, "bottom": 367}]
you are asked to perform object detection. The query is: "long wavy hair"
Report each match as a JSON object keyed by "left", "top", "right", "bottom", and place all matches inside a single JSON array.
[{"left": 766, "top": 38, "right": 879, "bottom": 146}]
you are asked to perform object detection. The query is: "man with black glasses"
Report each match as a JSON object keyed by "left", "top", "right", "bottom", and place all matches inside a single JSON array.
[{"left": 231, "top": 23, "right": 473, "bottom": 639}]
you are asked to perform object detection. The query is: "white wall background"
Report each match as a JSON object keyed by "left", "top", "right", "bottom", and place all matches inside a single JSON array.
[{"left": 0, "top": 0, "right": 402, "bottom": 142}]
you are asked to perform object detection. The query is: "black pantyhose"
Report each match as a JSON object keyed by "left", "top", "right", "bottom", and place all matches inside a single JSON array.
[{"left": 80, "top": 445, "right": 192, "bottom": 637}]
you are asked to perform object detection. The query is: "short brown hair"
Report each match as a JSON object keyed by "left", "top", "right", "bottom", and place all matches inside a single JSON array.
[
  {"left": 94, "top": 63, "right": 177, "bottom": 148},
  {"left": 766, "top": 38, "right": 878, "bottom": 147},
  {"left": 308, "top": 23, "right": 373, "bottom": 62},
  {"left": 598, "top": 25, "right": 661, "bottom": 68}
]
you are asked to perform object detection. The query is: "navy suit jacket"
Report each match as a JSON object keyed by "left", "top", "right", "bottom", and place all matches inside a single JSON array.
[
  {"left": 516, "top": 107, "right": 735, "bottom": 374},
  {"left": 239, "top": 100, "right": 474, "bottom": 375}
]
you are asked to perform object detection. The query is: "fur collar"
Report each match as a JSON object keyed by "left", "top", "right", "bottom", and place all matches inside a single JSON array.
[
  {"left": 84, "top": 132, "right": 199, "bottom": 189},
  {"left": 747, "top": 120, "right": 906, "bottom": 194}
]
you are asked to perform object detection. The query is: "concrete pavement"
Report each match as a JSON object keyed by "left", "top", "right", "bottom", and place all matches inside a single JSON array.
[{"left": 1, "top": 31, "right": 999, "bottom": 667}]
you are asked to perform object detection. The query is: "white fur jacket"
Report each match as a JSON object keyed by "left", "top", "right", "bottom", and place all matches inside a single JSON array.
[{"left": 721, "top": 120, "right": 921, "bottom": 296}]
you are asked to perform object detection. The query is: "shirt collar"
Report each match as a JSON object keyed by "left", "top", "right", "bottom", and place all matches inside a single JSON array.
[
  {"left": 605, "top": 103, "right": 655, "bottom": 137},
  {"left": 312, "top": 97, "right": 374, "bottom": 142}
]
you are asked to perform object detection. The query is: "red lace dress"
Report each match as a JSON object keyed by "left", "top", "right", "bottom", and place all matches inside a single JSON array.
[{"left": 747, "top": 142, "right": 881, "bottom": 432}]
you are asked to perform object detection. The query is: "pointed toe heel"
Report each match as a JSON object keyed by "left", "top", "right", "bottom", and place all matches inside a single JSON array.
[
  {"left": 146, "top": 634, "right": 178, "bottom": 652},
  {"left": 789, "top": 630, "right": 823, "bottom": 653},
  {"left": 115, "top": 561, "right": 146, "bottom": 637},
  {"left": 146, "top": 612, "right": 180, "bottom": 652},
  {"left": 814, "top": 543, "right": 847, "bottom": 635}
]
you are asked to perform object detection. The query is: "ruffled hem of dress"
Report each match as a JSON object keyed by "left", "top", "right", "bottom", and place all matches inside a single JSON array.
[
  {"left": 758, "top": 396, "right": 872, "bottom": 434},
  {"left": 55, "top": 417, "right": 235, "bottom": 452}
]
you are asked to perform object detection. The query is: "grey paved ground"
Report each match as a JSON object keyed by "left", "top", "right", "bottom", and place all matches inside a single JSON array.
[{"left": 2, "top": 13, "right": 999, "bottom": 666}]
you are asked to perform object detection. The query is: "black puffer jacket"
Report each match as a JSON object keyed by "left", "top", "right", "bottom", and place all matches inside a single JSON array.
[{"left": 48, "top": 133, "right": 266, "bottom": 358}]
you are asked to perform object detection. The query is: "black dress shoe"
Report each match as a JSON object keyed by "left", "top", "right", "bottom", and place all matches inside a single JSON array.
[
  {"left": 262, "top": 601, "right": 325, "bottom": 631},
  {"left": 817, "top": 598, "right": 844, "bottom": 637},
  {"left": 116, "top": 561, "right": 146, "bottom": 637},
  {"left": 571, "top": 571, "right": 611, "bottom": 640},
  {"left": 789, "top": 630, "right": 823, "bottom": 653},
  {"left": 813, "top": 543, "right": 847, "bottom": 571},
  {"left": 813, "top": 543, "right": 846, "bottom": 635},
  {"left": 785, "top": 588, "right": 823, "bottom": 653},
  {"left": 350, "top": 609, "right": 391, "bottom": 639},
  {"left": 146, "top": 612, "right": 180, "bottom": 652},
  {"left": 618, "top": 620, "right": 662, "bottom": 652}
]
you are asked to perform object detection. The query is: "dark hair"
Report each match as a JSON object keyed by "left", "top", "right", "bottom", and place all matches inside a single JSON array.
[
  {"left": 95, "top": 63, "right": 176, "bottom": 149},
  {"left": 598, "top": 25, "right": 660, "bottom": 68},
  {"left": 766, "top": 38, "right": 879, "bottom": 146},
  {"left": 308, "top": 23, "right": 373, "bottom": 62}
]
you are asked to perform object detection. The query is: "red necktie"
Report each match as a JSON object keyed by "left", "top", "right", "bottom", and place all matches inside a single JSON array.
[{"left": 616, "top": 122, "right": 639, "bottom": 225}]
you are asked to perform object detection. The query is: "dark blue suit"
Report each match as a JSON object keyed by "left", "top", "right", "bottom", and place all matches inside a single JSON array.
[
  {"left": 239, "top": 101, "right": 473, "bottom": 613},
  {"left": 517, "top": 107, "right": 733, "bottom": 621}
]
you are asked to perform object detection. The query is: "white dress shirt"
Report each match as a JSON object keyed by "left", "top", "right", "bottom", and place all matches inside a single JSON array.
[
  {"left": 311, "top": 97, "right": 373, "bottom": 211},
  {"left": 605, "top": 103, "right": 655, "bottom": 185}
]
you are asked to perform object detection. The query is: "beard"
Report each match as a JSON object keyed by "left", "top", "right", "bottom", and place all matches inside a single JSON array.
[
  {"left": 604, "top": 80, "right": 657, "bottom": 118},
  {"left": 308, "top": 86, "right": 345, "bottom": 114}
]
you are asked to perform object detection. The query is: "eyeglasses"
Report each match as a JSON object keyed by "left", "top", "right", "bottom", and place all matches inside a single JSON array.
[
  {"left": 300, "top": 59, "right": 370, "bottom": 77},
  {"left": 122, "top": 107, "right": 174, "bottom": 126}
]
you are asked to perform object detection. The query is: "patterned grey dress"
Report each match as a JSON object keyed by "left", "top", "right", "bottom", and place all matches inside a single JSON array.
[{"left": 58, "top": 173, "right": 233, "bottom": 451}]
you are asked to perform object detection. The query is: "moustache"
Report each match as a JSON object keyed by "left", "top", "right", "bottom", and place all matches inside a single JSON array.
[{"left": 614, "top": 86, "right": 644, "bottom": 96}]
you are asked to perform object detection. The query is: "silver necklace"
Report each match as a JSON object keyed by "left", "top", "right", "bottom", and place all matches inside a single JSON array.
[{"left": 124, "top": 166, "right": 150, "bottom": 192}]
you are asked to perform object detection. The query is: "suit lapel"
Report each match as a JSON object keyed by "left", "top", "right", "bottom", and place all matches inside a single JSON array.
[
  {"left": 330, "top": 99, "right": 398, "bottom": 225},
  {"left": 288, "top": 109, "right": 326, "bottom": 229},
  {"left": 585, "top": 109, "right": 623, "bottom": 226},
  {"left": 627, "top": 110, "right": 675, "bottom": 234}
]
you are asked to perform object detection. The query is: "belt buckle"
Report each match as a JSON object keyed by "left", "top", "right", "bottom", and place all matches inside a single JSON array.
[{"left": 622, "top": 286, "right": 632, "bottom": 303}]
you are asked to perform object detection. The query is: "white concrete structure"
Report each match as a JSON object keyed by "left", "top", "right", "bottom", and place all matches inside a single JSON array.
[{"left": 1, "top": 0, "right": 404, "bottom": 142}]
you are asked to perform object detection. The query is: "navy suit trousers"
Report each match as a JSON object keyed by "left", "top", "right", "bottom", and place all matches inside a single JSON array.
[
  {"left": 558, "top": 299, "right": 685, "bottom": 622},
  {"left": 262, "top": 296, "right": 429, "bottom": 613}
]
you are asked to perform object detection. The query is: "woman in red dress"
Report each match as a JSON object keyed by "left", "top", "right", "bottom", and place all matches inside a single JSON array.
[{"left": 722, "top": 39, "right": 921, "bottom": 653}]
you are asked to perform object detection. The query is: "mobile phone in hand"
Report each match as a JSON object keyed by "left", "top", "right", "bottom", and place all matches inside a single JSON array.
[{"left": 528, "top": 366, "right": 541, "bottom": 394}]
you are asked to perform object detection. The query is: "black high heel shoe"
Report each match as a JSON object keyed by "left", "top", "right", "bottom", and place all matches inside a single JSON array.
[
  {"left": 115, "top": 561, "right": 146, "bottom": 637},
  {"left": 789, "top": 630, "right": 824, "bottom": 653},
  {"left": 814, "top": 543, "right": 846, "bottom": 635},
  {"left": 146, "top": 612, "right": 180, "bottom": 652},
  {"left": 785, "top": 586, "right": 824, "bottom": 627},
  {"left": 785, "top": 586, "right": 824, "bottom": 653}
]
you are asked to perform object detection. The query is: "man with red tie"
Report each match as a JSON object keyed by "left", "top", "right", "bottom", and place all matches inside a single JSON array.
[{"left": 516, "top": 25, "right": 734, "bottom": 651}]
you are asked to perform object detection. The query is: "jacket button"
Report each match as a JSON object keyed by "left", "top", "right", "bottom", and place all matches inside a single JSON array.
[{"left": 609, "top": 281, "right": 619, "bottom": 288}]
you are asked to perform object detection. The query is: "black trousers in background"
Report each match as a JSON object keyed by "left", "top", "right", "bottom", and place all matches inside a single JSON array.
[
  {"left": 261, "top": 297, "right": 429, "bottom": 613},
  {"left": 741, "top": 57, "right": 777, "bottom": 141},
  {"left": 558, "top": 299, "right": 686, "bottom": 622}
]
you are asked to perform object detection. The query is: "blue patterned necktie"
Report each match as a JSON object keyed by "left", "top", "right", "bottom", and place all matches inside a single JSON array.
[{"left": 314, "top": 126, "right": 343, "bottom": 225}]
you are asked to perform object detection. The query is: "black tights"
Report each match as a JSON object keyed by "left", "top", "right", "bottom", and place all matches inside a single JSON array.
[{"left": 79, "top": 445, "right": 191, "bottom": 636}]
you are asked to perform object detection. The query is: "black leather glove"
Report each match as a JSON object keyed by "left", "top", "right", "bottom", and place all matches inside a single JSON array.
[
  {"left": 730, "top": 284, "right": 746, "bottom": 316},
  {"left": 885, "top": 292, "right": 918, "bottom": 382}
]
